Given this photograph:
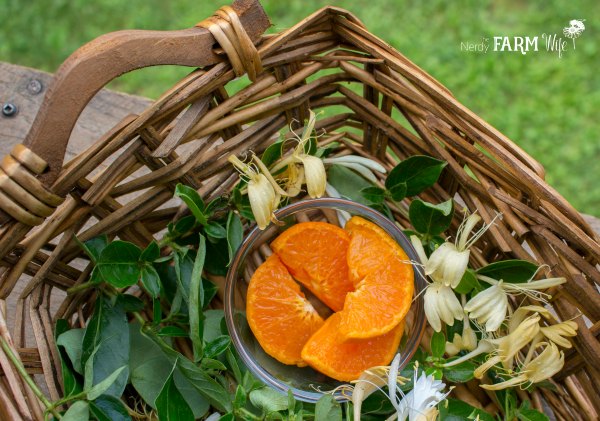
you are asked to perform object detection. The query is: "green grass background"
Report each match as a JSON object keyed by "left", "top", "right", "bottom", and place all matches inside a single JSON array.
[{"left": 2, "top": 0, "right": 598, "bottom": 215}]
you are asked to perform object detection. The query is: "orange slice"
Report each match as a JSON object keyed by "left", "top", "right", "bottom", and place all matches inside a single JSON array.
[
  {"left": 338, "top": 216, "right": 414, "bottom": 339},
  {"left": 246, "top": 255, "right": 324, "bottom": 366},
  {"left": 301, "top": 313, "right": 405, "bottom": 382},
  {"left": 271, "top": 221, "right": 354, "bottom": 311}
]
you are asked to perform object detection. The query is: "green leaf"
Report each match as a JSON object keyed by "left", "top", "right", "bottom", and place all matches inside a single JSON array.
[
  {"left": 262, "top": 139, "right": 285, "bottom": 167},
  {"left": 89, "top": 395, "right": 131, "bottom": 421},
  {"left": 190, "top": 234, "right": 206, "bottom": 361},
  {"left": 409, "top": 199, "right": 454, "bottom": 236},
  {"left": 430, "top": 331, "right": 446, "bottom": 358},
  {"left": 386, "top": 155, "right": 447, "bottom": 197},
  {"left": 87, "top": 366, "right": 127, "bottom": 400},
  {"left": 202, "top": 278, "right": 219, "bottom": 309},
  {"left": 477, "top": 260, "right": 538, "bottom": 283},
  {"left": 141, "top": 264, "right": 161, "bottom": 298},
  {"left": 453, "top": 269, "right": 481, "bottom": 294},
  {"left": 360, "top": 186, "right": 386, "bottom": 204},
  {"left": 200, "top": 358, "right": 227, "bottom": 371},
  {"left": 327, "top": 164, "right": 374, "bottom": 205},
  {"left": 234, "top": 384, "right": 247, "bottom": 409},
  {"left": 143, "top": 330, "right": 231, "bottom": 412},
  {"left": 173, "top": 215, "right": 196, "bottom": 235},
  {"left": 55, "top": 320, "right": 82, "bottom": 397},
  {"left": 315, "top": 394, "right": 342, "bottom": 421},
  {"left": 249, "top": 387, "right": 289, "bottom": 413},
  {"left": 388, "top": 183, "right": 407, "bottom": 202},
  {"left": 155, "top": 361, "right": 195, "bottom": 421},
  {"left": 443, "top": 360, "right": 476, "bottom": 383},
  {"left": 129, "top": 324, "right": 209, "bottom": 418},
  {"left": 226, "top": 349, "right": 243, "bottom": 384},
  {"left": 97, "top": 241, "right": 142, "bottom": 287},
  {"left": 226, "top": 211, "right": 243, "bottom": 266},
  {"left": 158, "top": 326, "right": 188, "bottom": 337},
  {"left": 517, "top": 408, "right": 550, "bottom": 421},
  {"left": 175, "top": 184, "right": 207, "bottom": 225},
  {"left": 81, "top": 295, "right": 129, "bottom": 398},
  {"left": 219, "top": 414, "right": 235, "bottom": 421},
  {"left": 205, "top": 222, "right": 227, "bottom": 240},
  {"left": 56, "top": 327, "right": 85, "bottom": 375},
  {"left": 204, "top": 335, "right": 231, "bottom": 359},
  {"left": 439, "top": 399, "right": 495, "bottom": 421},
  {"left": 121, "top": 294, "right": 145, "bottom": 312},
  {"left": 78, "top": 235, "right": 108, "bottom": 263},
  {"left": 140, "top": 241, "right": 160, "bottom": 262},
  {"left": 62, "top": 400, "right": 89, "bottom": 421},
  {"left": 205, "top": 237, "right": 230, "bottom": 276}
]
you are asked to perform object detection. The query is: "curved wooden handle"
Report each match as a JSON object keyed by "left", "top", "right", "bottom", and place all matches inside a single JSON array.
[{"left": 23, "top": 0, "right": 269, "bottom": 187}]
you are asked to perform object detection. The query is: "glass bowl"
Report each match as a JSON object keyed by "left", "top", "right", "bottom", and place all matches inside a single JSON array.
[{"left": 224, "top": 198, "right": 427, "bottom": 402}]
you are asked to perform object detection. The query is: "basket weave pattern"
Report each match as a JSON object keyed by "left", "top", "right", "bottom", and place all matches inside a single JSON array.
[{"left": 0, "top": 4, "right": 598, "bottom": 420}]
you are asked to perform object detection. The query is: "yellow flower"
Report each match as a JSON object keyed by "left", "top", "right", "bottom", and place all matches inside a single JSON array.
[
  {"left": 445, "top": 318, "right": 477, "bottom": 357},
  {"left": 443, "top": 313, "right": 541, "bottom": 374},
  {"left": 423, "top": 282, "right": 464, "bottom": 332},
  {"left": 481, "top": 342, "right": 564, "bottom": 390},
  {"left": 540, "top": 321, "right": 578, "bottom": 348}
]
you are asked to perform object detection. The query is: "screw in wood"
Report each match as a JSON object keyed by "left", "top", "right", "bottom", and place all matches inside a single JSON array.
[{"left": 2, "top": 103, "right": 18, "bottom": 117}]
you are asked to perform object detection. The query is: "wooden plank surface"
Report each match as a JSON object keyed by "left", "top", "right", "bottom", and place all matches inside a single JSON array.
[{"left": 0, "top": 62, "right": 151, "bottom": 162}]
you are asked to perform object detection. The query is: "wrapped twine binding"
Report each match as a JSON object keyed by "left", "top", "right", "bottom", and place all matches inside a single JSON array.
[{"left": 0, "top": 0, "right": 598, "bottom": 419}]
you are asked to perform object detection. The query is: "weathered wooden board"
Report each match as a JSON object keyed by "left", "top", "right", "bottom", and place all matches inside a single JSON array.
[{"left": 0, "top": 62, "right": 151, "bottom": 162}]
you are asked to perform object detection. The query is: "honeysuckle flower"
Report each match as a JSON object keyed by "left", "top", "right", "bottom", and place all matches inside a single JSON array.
[
  {"left": 323, "top": 155, "right": 387, "bottom": 182},
  {"left": 423, "top": 282, "right": 463, "bottom": 332},
  {"left": 393, "top": 369, "right": 450, "bottom": 421},
  {"left": 464, "top": 281, "right": 508, "bottom": 332},
  {"left": 445, "top": 317, "right": 477, "bottom": 357},
  {"left": 480, "top": 342, "right": 564, "bottom": 390},
  {"left": 271, "top": 111, "right": 327, "bottom": 198},
  {"left": 229, "top": 154, "right": 284, "bottom": 230},
  {"left": 465, "top": 276, "right": 567, "bottom": 333},
  {"left": 509, "top": 305, "right": 578, "bottom": 349},
  {"left": 443, "top": 313, "right": 541, "bottom": 374},
  {"left": 348, "top": 354, "right": 408, "bottom": 421},
  {"left": 344, "top": 355, "right": 448, "bottom": 421},
  {"left": 425, "top": 213, "right": 498, "bottom": 288},
  {"left": 540, "top": 321, "right": 578, "bottom": 349}
]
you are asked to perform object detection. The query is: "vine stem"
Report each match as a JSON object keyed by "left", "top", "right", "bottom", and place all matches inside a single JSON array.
[
  {"left": 67, "top": 280, "right": 96, "bottom": 295},
  {"left": 0, "top": 337, "right": 62, "bottom": 420}
]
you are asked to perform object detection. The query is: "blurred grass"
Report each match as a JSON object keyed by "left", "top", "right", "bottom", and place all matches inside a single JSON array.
[{"left": 1, "top": 0, "right": 598, "bottom": 215}]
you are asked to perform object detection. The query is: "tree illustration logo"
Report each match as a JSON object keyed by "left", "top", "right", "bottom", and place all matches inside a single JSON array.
[{"left": 563, "top": 19, "right": 586, "bottom": 49}]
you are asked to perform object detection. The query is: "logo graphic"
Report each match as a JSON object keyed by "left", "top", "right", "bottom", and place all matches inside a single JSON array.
[
  {"left": 460, "top": 18, "right": 586, "bottom": 58},
  {"left": 563, "top": 19, "right": 586, "bottom": 49}
]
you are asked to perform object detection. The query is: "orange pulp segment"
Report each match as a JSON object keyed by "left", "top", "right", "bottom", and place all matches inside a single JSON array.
[
  {"left": 338, "top": 216, "right": 414, "bottom": 339},
  {"left": 271, "top": 221, "right": 354, "bottom": 311},
  {"left": 246, "top": 255, "right": 324, "bottom": 366},
  {"left": 301, "top": 313, "right": 405, "bottom": 382}
]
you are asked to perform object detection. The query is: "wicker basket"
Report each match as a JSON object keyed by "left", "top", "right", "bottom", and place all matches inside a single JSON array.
[{"left": 0, "top": 0, "right": 598, "bottom": 419}]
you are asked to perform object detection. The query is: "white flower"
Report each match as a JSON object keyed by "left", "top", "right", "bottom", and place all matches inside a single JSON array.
[
  {"left": 394, "top": 370, "right": 450, "bottom": 421},
  {"left": 229, "top": 154, "right": 284, "bottom": 230},
  {"left": 464, "top": 281, "right": 508, "bottom": 332},
  {"left": 349, "top": 355, "right": 449, "bottom": 421},
  {"left": 424, "top": 283, "right": 463, "bottom": 332},
  {"left": 481, "top": 342, "right": 564, "bottom": 390},
  {"left": 425, "top": 213, "right": 497, "bottom": 288},
  {"left": 465, "top": 276, "right": 567, "bottom": 333},
  {"left": 325, "top": 183, "right": 351, "bottom": 226},
  {"left": 445, "top": 319, "right": 477, "bottom": 357}
]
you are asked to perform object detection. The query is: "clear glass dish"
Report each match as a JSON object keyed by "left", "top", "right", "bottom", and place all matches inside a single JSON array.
[{"left": 224, "top": 198, "right": 427, "bottom": 402}]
